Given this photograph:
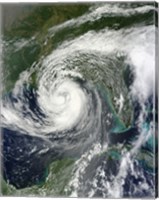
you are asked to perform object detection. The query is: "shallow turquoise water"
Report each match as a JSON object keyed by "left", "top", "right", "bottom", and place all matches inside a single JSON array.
[{"left": 1, "top": 2, "right": 157, "bottom": 198}]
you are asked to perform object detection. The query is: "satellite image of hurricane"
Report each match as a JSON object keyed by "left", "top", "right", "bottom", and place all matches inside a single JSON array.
[{"left": 0, "top": 2, "right": 158, "bottom": 198}]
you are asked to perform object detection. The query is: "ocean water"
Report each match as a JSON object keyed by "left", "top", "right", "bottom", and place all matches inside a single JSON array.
[{"left": 1, "top": 2, "right": 157, "bottom": 198}]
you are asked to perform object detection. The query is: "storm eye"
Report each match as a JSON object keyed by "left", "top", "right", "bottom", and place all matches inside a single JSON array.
[{"left": 1, "top": 2, "right": 156, "bottom": 198}]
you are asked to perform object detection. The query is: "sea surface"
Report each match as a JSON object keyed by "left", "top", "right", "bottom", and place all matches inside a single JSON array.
[{"left": 1, "top": 2, "right": 158, "bottom": 198}]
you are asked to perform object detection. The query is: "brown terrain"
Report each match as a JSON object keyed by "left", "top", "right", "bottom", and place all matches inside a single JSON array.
[{"left": 1, "top": 4, "right": 36, "bottom": 31}]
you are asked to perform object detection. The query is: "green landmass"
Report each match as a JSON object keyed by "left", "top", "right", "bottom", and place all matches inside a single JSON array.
[
  {"left": 1, "top": 158, "right": 75, "bottom": 196},
  {"left": 1, "top": 2, "right": 155, "bottom": 196}
]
